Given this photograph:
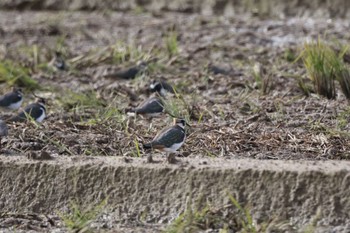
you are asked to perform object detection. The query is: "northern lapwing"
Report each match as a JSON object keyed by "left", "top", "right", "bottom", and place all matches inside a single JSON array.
[
  {"left": 49, "top": 51, "right": 67, "bottom": 71},
  {"left": 0, "top": 87, "right": 23, "bottom": 110},
  {"left": 207, "top": 63, "right": 233, "bottom": 76},
  {"left": 105, "top": 61, "right": 147, "bottom": 80},
  {"left": 8, "top": 98, "right": 46, "bottom": 123},
  {"left": 149, "top": 80, "right": 175, "bottom": 97},
  {"left": 0, "top": 120, "right": 8, "bottom": 149},
  {"left": 129, "top": 96, "right": 164, "bottom": 118},
  {"left": 143, "top": 118, "right": 187, "bottom": 163}
]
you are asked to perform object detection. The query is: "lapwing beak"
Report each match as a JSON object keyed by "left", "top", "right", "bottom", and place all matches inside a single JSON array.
[{"left": 32, "top": 92, "right": 48, "bottom": 105}]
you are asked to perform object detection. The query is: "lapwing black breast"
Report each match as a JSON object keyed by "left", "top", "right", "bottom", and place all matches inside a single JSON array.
[
  {"left": 8, "top": 98, "right": 46, "bottom": 123},
  {"left": 149, "top": 80, "right": 175, "bottom": 97},
  {"left": 0, "top": 87, "right": 23, "bottom": 110},
  {"left": 130, "top": 97, "right": 164, "bottom": 117},
  {"left": 143, "top": 118, "right": 186, "bottom": 153}
]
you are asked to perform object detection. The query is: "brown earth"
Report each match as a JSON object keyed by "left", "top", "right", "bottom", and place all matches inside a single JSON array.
[
  {"left": 0, "top": 7, "right": 350, "bottom": 233},
  {"left": 1, "top": 0, "right": 350, "bottom": 18}
]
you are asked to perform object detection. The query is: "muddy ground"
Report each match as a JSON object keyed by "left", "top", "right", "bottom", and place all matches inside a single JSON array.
[{"left": 1, "top": 9, "right": 350, "bottom": 232}]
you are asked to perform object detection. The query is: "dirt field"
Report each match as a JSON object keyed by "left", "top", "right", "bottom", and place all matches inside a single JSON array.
[
  {"left": 2, "top": 11, "right": 350, "bottom": 161},
  {"left": 1, "top": 8, "right": 350, "bottom": 232}
]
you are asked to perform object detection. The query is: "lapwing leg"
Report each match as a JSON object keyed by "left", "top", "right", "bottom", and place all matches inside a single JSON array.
[
  {"left": 133, "top": 113, "right": 137, "bottom": 125},
  {"left": 147, "top": 152, "right": 154, "bottom": 163},
  {"left": 167, "top": 153, "right": 178, "bottom": 164}
]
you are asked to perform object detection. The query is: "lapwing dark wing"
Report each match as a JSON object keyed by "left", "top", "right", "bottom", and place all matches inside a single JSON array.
[
  {"left": 105, "top": 62, "right": 147, "bottom": 80},
  {"left": 149, "top": 80, "right": 175, "bottom": 97},
  {"left": 8, "top": 98, "right": 46, "bottom": 123},
  {"left": 208, "top": 64, "right": 231, "bottom": 75},
  {"left": 129, "top": 96, "right": 164, "bottom": 117},
  {"left": 0, "top": 87, "right": 23, "bottom": 110},
  {"left": 0, "top": 120, "right": 8, "bottom": 149},
  {"left": 143, "top": 118, "right": 187, "bottom": 163}
]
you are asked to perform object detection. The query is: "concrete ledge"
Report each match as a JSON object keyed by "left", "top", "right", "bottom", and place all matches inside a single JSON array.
[{"left": 0, "top": 156, "right": 350, "bottom": 230}]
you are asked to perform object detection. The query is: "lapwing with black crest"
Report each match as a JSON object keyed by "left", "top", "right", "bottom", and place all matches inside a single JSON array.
[
  {"left": 149, "top": 80, "right": 175, "bottom": 97},
  {"left": 143, "top": 118, "right": 188, "bottom": 163},
  {"left": 0, "top": 87, "right": 23, "bottom": 110}
]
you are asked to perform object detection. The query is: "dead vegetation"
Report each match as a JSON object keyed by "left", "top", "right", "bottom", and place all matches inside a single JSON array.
[{"left": 1, "top": 12, "right": 350, "bottom": 162}]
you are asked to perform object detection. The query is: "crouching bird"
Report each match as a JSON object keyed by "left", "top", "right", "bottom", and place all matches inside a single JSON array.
[
  {"left": 104, "top": 61, "right": 147, "bottom": 80},
  {"left": 7, "top": 98, "right": 46, "bottom": 123},
  {"left": 128, "top": 96, "right": 164, "bottom": 118},
  {"left": 143, "top": 118, "right": 188, "bottom": 163},
  {"left": 0, "top": 87, "right": 23, "bottom": 110}
]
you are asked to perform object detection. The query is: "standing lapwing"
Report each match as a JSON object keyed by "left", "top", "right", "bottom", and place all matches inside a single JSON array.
[
  {"left": 149, "top": 80, "right": 175, "bottom": 97},
  {"left": 0, "top": 87, "right": 23, "bottom": 110},
  {"left": 7, "top": 98, "right": 46, "bottom": 123},
  {"left": 0, "top": 120, "right": 8, "bottom": 150},
  {"left": 129, "top": 96, "right": 164, "bottom": 118},
  {"left": 143, "top": 118, "right": 188, "bottom": 163}
]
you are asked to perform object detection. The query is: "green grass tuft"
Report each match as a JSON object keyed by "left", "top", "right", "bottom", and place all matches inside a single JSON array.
[
  {"left": 283, "top": 48, "right": 297, "bottom": 62},
  {"left": 0, "top": 60, "right": 40, "bottom": 90},
  {"left": 301, "top": 39, "right": 350, "bottom": 99},
  {"left": 164, "top": 202, "right": 221, "bottom": 233},
  {"left": 58, "top": 90, "right": 106, "bottom": 112},
  {"left": 133, "top": 137, "right": 141, "bottom": 157},
  {"left": 165, "top": 31, "right": 179, "bottom": 57},
  {"left": 228, "top": 192, "right": 257, "bottom": 233},
  {"left": 161, "top": 94, "right": 191, "bottom": 124},
  {"left": 252, "top": 63, "right": 272, "bottom": 95},
  {"left": 59, "top": 198, "right": 108, "bottom": 233},
  {"left": 300, "top": 39, "right": 347, "bottom": 99}
]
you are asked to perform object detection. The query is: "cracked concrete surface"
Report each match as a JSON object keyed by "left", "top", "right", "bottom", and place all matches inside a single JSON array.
[{"left": 0, "top": 156, "right": 349, "bottom": 232}]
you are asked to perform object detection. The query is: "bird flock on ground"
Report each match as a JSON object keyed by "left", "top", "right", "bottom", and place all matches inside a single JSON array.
[{"left": 0, "top": 54, "right": 191, "bottom": 163}]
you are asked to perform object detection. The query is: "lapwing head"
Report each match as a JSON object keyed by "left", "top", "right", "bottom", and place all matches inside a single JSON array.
[
  {"left": 149, "top": 80, "right": 162, "bottom": 93},
  {"left": 12, "top": 87, "right": 23, "bottom": 94},
  {"left": 137, "top": 61, "right": 148, "bottom": 71},
  {"left": 36, "top": 98, "right": 46, "bottom": 106},
  {"left": 173, "top": 118, "right": 187, "bottom": 128}
]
